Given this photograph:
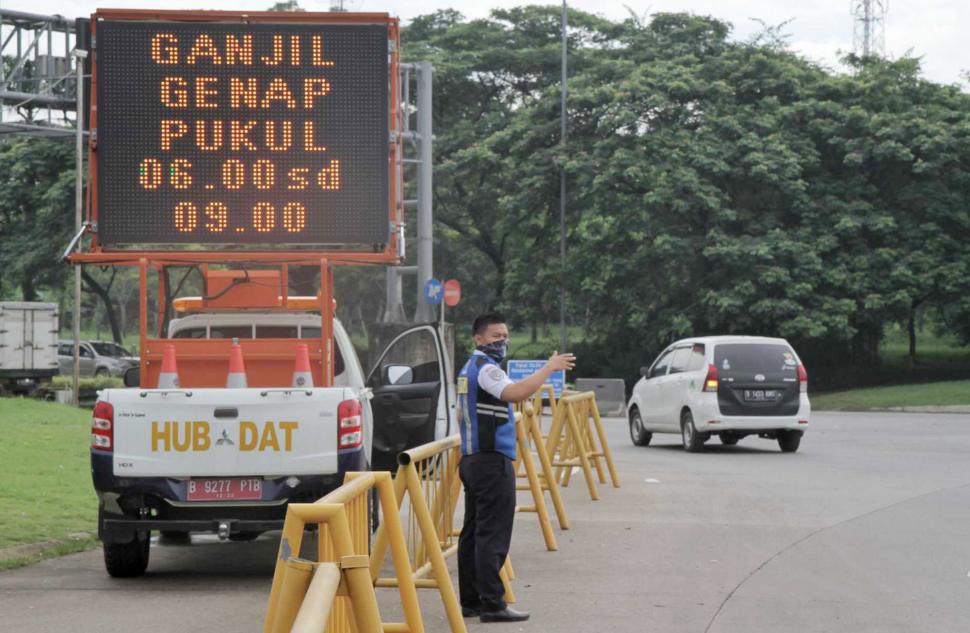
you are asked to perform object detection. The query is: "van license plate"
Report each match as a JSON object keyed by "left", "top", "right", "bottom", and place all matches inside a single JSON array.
[
  {"left": 743, "top": 389, "right": 779, "bottom": 402},
  {"left": 187, "top": 478, "right": 262, "bottom": 501}
]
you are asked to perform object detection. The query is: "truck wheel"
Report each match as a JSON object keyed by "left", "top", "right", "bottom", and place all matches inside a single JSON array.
[
  {"left": 104, "top": 534, "right": 150, "bottom": 577},
  {"left": 778, "top": 431, "right": 802, "bottom": 453}
]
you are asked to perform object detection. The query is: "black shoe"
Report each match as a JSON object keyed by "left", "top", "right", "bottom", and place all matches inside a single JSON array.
[
  {"left": 480, "top": 607, "right": 530, "bottom": 623},
  {"left": 461, "top": 606, "right": 481, "bottom": 617}
]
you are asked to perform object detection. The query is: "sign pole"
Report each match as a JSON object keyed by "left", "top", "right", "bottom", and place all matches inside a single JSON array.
[{"left": 72, "top": 48, "right": 87, "bottom": 407}]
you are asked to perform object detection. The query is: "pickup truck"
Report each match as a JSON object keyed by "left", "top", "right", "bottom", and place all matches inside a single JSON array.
[{"left": 91, "top": 275, "right": 454, "bottom": 577}]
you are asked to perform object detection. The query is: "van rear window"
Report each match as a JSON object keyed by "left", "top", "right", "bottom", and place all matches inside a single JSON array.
[{"left": 714, "top": 343, "right": 797, "bottom": 374}]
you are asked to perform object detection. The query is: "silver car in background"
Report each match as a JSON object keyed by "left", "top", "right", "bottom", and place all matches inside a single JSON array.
[{"left": 57, "top": 340, "right": 139, "bottom": 377}]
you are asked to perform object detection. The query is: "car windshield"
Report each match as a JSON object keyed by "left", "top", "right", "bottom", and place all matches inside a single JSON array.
[
  {"left": 90, "top": 342, "right": 132, "bottom": 357},
  {"left": 714, "top": 343, "right": 797, "bottom": 374}
]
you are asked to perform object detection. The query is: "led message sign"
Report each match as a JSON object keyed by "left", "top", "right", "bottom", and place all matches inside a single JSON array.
[{"left": 95, "top": 20, "right": 389, "bottom": 247}]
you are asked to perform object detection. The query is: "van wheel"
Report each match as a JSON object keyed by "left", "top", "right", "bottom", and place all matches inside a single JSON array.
[
  {"left": 629, "top": 408, "right": 652, "bottom": 447},
  {"left": 720, "top": 433, "right": 739, "bottom": 446},
  {"left": 681, "top": 411, "right": 707, "bottom": 453},
  {"left": 778, "top": 431, "right": 802, "bottom": 453},
  {"left": 104, "top": 533, "right": 150, "bottom": 577}
]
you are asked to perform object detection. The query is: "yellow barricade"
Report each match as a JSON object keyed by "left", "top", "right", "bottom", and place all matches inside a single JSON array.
[
  {"left": 513, "top": 384, "right": 558, "bottom": 429},
  {"left": 369, "top": 435, "right": 515, "bottom": 633},
  {"left": 263, "top": 471, "right": 422, "bottom": 633},
  {"left": 513, "top": 404, "right": 570, "bottom": 550},
  {"left": 544, "top": 391, "right": 621, "bottom": 501}
]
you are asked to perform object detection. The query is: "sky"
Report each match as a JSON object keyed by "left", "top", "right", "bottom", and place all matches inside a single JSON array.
[{"left": 4, "top": 0, "right": 968, "bottom": 86}]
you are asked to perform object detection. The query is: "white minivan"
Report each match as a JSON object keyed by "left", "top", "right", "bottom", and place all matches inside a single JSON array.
[{"left": 626, "top": 336, "right": 811, "bottom": 453}]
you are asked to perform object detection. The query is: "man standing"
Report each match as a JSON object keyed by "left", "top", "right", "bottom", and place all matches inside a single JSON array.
[{"left": 456, "top": 313, "right": 575, "bottom": 623}]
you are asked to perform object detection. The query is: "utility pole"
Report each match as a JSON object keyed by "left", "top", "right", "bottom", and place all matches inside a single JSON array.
[
  {"left": 851, "top": 0, "right": 888, "bottom": 57},
  {"left": 559, "top": 1, "right": 568, "bottom": 352}
]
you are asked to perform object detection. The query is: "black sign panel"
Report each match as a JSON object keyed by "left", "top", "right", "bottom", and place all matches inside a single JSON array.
[{"left": 96, "top": 20, "right": 389, "bottom": 247}]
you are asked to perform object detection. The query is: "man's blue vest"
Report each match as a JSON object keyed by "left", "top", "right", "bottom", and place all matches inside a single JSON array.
[{"left": 457, "top": 353, "right": 516, "bottom": 460}]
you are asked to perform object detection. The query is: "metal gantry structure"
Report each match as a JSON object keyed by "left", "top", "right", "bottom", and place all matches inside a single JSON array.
[
  {"left": 851, "top": 0, "right": 888, "bottom": 58},
  {"left": 0, "top": 9, "right": 84, "bottom": 137}
]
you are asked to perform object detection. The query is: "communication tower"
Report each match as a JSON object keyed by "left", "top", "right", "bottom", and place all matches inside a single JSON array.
[{"left": 851, "top": 0, "right": 888, "bottom": 57}]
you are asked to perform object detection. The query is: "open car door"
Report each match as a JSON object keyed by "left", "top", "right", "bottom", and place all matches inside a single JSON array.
[{"left": 367, "top": 324, "right": 453, "bottom": 471}]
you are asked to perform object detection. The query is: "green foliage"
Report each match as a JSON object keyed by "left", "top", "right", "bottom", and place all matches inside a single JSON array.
[
  {"left": 405, "top": 8, "right": 970, "bottom": 383},
  {"left": 0, "top": 137, "right": 75, "bottom": 300},
  {"left": 50, "top": 375, "right": 124, "bottom": 391}
]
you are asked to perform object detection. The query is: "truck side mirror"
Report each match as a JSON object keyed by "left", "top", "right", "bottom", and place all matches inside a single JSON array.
[
  {"left": 639, "top": 366, "right": 650, "bottom": 378},
  {"left": 384, "top": 365, "right": 413, "bottom": 386},
  {"left": 123, "top": 366, "right": 140, "bottom": 388}
]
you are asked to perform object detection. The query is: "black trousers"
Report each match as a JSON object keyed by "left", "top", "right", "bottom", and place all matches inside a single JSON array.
[{"left": 457, "top": 451, "right": 516, "bottom": 612}]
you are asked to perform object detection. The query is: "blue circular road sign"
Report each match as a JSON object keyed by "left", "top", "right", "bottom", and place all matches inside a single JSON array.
[{"left": 423, "top": 278, "right": 444, "bottom": 305}]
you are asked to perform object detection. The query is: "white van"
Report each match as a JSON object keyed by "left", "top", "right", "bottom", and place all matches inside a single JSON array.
[{"left": 626, "top": 336, "right": 811, "bottom": 452}]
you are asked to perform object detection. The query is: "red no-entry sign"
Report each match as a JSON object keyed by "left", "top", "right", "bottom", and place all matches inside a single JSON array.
[{"left": 444, "top": 279, "right": 461, "bottom": 307}]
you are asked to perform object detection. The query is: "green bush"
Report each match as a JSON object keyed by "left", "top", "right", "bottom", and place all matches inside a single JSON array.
[{"left": 51, "top": 375, "right": 124, "bottom": 391}]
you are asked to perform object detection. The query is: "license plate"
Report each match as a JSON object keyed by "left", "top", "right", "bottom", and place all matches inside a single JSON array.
[
  {"left": 743, "top": 389, "right": 780, "bottom": 402},
  {"left": 187, "top": 478, "right": 262, "bottom": 501}
]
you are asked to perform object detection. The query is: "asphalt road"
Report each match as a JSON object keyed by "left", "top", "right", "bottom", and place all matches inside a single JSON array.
[{"left": 1, "top": 411, "right": 969, "bottom": 633}]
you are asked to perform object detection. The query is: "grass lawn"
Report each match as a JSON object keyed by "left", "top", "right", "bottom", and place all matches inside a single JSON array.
[
  {"left": 812, "top": 379, "right": 970, "bottom": 411},
  {"left": 0, "top": 398, "right": 99, "bottom": 569}
]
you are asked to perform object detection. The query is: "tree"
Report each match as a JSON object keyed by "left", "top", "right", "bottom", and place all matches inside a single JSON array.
[{"left": 0, "top": 137, "right": 75, "bottom": 300}]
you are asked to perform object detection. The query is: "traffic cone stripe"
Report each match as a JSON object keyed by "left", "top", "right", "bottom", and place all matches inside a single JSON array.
[
  {"left": 292, "top": 343, "right": 314, "bottom": 388},
  {"left": 158, "top": 344, "right": 180, "bottom": 389},
  {"left": 226, "top": 343, "right": 248, "bottom": 389}
]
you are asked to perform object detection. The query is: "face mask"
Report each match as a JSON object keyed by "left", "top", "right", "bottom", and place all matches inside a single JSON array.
[{"left": 477, "top": 340, "right": 508, "bottom": 363}]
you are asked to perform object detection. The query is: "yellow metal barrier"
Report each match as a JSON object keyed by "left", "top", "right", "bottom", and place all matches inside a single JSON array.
[
  {"left": 370, "top": 434, "right": 515, "bottom": 633},
  {"left": 544, "top": 391, "right": 621, "bottom": 501},
  {"left": 513, "top": 404, "right": 570, "bottom": 549},
  {"left": 263, "top": 471, "right": 423, "bottom": 633}
]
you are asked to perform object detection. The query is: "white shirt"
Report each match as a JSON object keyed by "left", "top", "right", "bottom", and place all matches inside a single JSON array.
[{"left": 473, "top": 351, "right": 514, "bottom": 400}]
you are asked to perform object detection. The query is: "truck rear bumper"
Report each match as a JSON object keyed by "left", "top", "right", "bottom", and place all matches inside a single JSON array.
[{"left": 92, "top": 449, "right": 367, "bottom": 542}]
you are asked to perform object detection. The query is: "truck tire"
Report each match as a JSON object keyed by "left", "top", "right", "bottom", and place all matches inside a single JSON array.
[{"left": 104, "top": 534, "right": 150, "bottom": 577}]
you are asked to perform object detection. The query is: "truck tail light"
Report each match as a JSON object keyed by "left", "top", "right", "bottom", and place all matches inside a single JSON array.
[
  {"left": 703, "top": 364, "right": 719, "bottom": 392},
  {"left": 338, "top": 399, "right": 362, "bottom": 449},
  {"left": 797, "top": 364, "right": 808, "bottom": 394},
  {"left": 91, "top": 401, "right": 114, "bottom": 452}
]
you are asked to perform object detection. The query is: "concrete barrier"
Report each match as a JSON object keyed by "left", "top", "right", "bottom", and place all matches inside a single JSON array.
[{"left": 574, "top": 378, "right": 627, "bottom": 416}]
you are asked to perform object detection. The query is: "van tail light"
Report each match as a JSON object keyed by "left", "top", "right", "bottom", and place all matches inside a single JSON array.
[
  {"left": 797, "top": 364, "right": 808, "bottom": 394},
  {"left": 91, "top": 401, "right": 114, "bottom": 452},
  {"left": 703, "top": 364, "right": 719, "bottom": 392},
  {"left": 338, "top": 399, "right": 363, "bottom": 449}
]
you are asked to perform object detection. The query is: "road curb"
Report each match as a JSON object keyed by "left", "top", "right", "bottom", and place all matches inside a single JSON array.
[
  {"left": 871, "top": 405, "right": 970, "bottom": 414},
  {"left": 0, "top": 533, "right": 94, "bottom": 563}
]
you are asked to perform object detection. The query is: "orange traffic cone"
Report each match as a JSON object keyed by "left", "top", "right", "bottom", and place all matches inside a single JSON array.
[
  {"left": 226, "top": 342, "right": 248, "bottom": 388},
  {"left": 158, "top": 344, "right": 180, "bottom": 389},
  {"left": 292, "top": 343, "right": 314, "bottom": 388}
]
